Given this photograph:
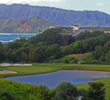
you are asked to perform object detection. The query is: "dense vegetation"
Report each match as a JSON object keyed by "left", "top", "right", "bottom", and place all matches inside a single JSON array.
[
  {"left": 0, "top": 27, "right": 110, "bottom": 100},
  {"left": 1, "top": 4, "right": 110, "bottom": 27},
  {"left": 0, "top": 27, "right": 75, "bottom": 63},
  {"left": 0, "top": 27, "right": 110, "bottom": 64},
  {"left": 0, "top": 79, "right": 105, "bottom": 100},
  {"left": 0, "top": 16, "right": 53, "bottom": 33}
]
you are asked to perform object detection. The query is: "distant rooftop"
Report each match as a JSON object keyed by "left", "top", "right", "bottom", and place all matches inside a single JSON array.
[{"left": 71, "top": 25, "right": 79, "bottom": 26}]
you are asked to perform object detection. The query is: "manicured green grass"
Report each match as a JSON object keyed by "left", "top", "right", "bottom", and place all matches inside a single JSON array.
[
  {"left": 0, "top": 63, "right": 65, "bottom": 77},
  {"left": 0, "top": 63, "right": 110, "bottom": 77},
  {"left": 8, "top": 67, "right": 51, "bottom": 73}
]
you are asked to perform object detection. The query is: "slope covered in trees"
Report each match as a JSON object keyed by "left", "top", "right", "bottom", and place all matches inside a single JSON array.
[{"left": 0, "top": 27, "right": 110, "bottom": 64}]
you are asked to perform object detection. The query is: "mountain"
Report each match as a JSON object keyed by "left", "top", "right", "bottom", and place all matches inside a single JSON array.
[
  {"left": 0, "top": 16, "right": 54, "bottom": 33},
  {"left": 0, "top": 4, "right": 110, "bottom": 27}
]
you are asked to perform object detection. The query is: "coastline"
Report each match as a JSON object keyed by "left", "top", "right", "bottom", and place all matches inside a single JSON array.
[
  {"left": 0, "top": 33, "right": 37, "bottom": 34},
  {"left": 0, "top": 33, "right": 36, "bottom": 43}
]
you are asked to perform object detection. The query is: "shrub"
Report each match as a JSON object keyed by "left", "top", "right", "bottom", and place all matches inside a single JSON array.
[
  {"left": 0, "top": 79, "right": 51, "bottom": 100},
  {"left": 54, "top": 82, "right": 78, "bottom": 100},
  {"left": 78, "top": 89, "right": 87, "bottom": 96},
  {"left": 55, "top": 57, "right": 78, "bottom": 64},
  {"left": 0, "top": 90, "right": 20, "bottom": 100}
]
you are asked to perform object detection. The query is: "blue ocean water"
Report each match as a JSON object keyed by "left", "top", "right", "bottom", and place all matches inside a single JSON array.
[{"left": 0, "top": 33, "right": 36, "bottom": 44}]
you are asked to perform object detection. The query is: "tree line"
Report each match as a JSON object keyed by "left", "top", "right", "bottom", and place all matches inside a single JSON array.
[{"left": 0, "top": 27, "right": 110, "bottom": 64}]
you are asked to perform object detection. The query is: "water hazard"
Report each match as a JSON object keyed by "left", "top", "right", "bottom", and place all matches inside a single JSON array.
[{"left": 6, "top": 70, "right": 110, "bottom": 88}]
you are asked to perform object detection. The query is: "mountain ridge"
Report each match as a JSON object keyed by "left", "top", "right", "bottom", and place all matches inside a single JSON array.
[{"left": 0, "top": 4, "right": 110, "bottom": 26}]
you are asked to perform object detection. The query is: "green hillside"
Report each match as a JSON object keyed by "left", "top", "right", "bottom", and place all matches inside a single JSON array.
[{"left": 0, "top": 16, "right": 54, "bottom": 33}]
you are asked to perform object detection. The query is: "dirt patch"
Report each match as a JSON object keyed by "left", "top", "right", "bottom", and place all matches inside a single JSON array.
[
  {"left": 0, "top": 70, "right": 17, "bottom": 74},
  {"left": 67, "top": 53, "right": 89, "bottom": 59}
]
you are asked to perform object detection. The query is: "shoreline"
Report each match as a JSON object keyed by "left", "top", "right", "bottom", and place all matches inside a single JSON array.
[
  {"left": 0, "top": 33, "right": 37, "bottom": 34},
  {"left": 0, "top": 33, "right": 36, "bottom": 44},
  {"left": 0, "top": 33, "right": 38, "bottom": 35}
]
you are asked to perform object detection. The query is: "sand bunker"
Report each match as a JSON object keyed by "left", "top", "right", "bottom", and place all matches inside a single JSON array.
[
  {"left": 0, "top": 63, "right": 11, "bottom": 66},
  {"left": 0, "top": 70, "right": 17, "bottom": 74},
  {"left": 0, "top": 63, "right": 32, "bottom": 74},
  {"left": 12, "top": 64, "right": 32, "bottom": 66},
  {"left": 0, "top": 63, "right": 32, "bottom": 67}
]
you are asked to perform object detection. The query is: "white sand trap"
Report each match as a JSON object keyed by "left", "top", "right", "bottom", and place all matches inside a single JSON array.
[
  {"left": 12, "top": 64, "right": 32, "bottom": 66},
  {"left": 0, "top": 63, "right": 11, "bottom": 66},
  {"left": 0, "top": 70, "right": 17, "bottom": 74},
  {"left": 0, "top": 63, "right": 32, "bottom": 66}
]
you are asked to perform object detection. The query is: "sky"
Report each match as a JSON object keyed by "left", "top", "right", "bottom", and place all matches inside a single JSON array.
[{"left": 0, "top": 0, "right": 110, "bottom": 14}]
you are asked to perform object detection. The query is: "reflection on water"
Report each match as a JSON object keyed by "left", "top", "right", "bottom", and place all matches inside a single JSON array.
[{"left": 6, "top": 70, "right": 110, "bottom": 88}]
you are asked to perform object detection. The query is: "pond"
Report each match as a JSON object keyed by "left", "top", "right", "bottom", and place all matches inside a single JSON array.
[{"left": 6, "top": 70, "right": 110, "bottom": 88}]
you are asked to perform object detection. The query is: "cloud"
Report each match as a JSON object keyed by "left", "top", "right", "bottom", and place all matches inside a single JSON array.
[
  {"left": 0, "top": 0, "right": 62, "bottom": 4},
  {"left": 96, "top": 3, "right": 103, "bottom": 6},
  {"left": 38, "top": 0, "right": 62, "bottom": 2}
]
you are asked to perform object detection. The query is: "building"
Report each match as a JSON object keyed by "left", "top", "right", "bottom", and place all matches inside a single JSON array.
[
  {"left": 71, "top": 25, "right": 85, "bottom": 36},
  {"left": 71, "top": 25, "right": 80, "bottom": 31},
  {"left": 49, "top": 25, "right": 55, "bottom": 28}
]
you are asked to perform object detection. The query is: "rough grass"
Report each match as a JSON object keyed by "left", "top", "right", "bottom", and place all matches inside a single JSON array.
[{"left": 77, "top": 77, "right": 110, "bottom": 100}]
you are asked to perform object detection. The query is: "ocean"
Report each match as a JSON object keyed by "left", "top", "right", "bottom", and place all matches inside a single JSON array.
[{"left": 0, "top": 33, "right": 36, "bottom": 44}]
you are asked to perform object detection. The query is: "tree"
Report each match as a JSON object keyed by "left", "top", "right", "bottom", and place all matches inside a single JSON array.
[
  {"left": 104, "top": 41, "right": 110, "bottom": 52},
  {"left": 88, "top": 82, "right": 105, "bottom": 100},
  {"left": 54, "top": 82, "right": 78, "bottom": 100},
  {"left": 78, "top": 31, "right": 91, "bottom": 40},
  {"left": 105, "top": 51, "right": 110, "bottom": 63},
  {"left": 38, "top": 28, "right": 42, "bottom": 33}
]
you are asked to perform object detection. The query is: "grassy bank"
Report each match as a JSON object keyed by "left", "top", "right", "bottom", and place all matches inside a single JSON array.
[
  {"left": 77, "top": 77, "right": 110, "bottom": 100},
  {"left": 0, "top": 63, "right": 110, "bottom": 78}
]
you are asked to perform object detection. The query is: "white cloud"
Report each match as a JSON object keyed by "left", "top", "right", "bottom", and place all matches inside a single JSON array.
[
  {"left": 36, "top": 0, "right": 62, "bottom": 2},
  {"left": 0, "top": 0, "right": 62, "bottom": 4},
  {"left": 96, "top": 3, "right": 103, "bottom": 6}
]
